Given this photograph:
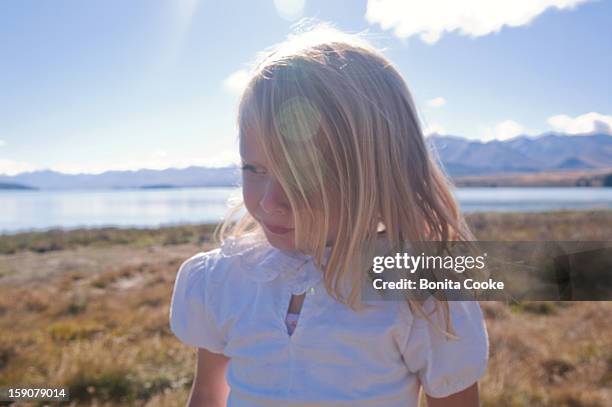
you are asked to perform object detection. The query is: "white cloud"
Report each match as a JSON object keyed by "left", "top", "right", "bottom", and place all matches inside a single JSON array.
[
  {"left": 151, "top": 149, "right": 168, "bottom": 159},
  {"left": 0, "top": 149, "right": 241, "bottom": 176},
  {"left": 476, "top": 114, "right": 612, "bottom": 141},
  {"left": 365, "top": 0, "right": 590, "bottom": 44},
  {"left": 200, "top": 150, "right": 241, "bottom": 167},
  {"left": 48, "top": 163, "right": 123, "bottom": 175},
  {"left": 0, "top": 140, "right": 5, "bottom": 147},
  {"left": 426, "top": 97, "right": 446, "bottom": 108},
  {"left": 223, "top": 69, "right": 251, "bottom": 94},
  {"left": 547, "top": 112, "right": 612, "bottom": 135},
  {"left": 495, "top": 119, "right": 525, "bottom": 140},
  {"left": 274, "top": 0, "right": 305, "bottom": 21},
  {"left": 46, "top": 151, "right": 240, "bottom": 175},
  {"left": 423, "top": 123, "right": 446, "bottom": 136},
  {"left": 480, "top": 119, "right": 526, "bottom": 141},
  {"left": 0, "top": 159, "right": 39, "bottom": 176}
]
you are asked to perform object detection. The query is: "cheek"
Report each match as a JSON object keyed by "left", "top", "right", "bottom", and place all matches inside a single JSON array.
[{"left": 242, "top": 179, "right": 261, "bottom": 215}]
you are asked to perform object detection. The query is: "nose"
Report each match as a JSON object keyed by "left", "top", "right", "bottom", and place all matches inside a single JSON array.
[{"left": 259, "top": 178, "right": 290, "bottom": 216}]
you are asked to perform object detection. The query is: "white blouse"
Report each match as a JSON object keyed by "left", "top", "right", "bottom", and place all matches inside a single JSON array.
[{"left": 169, "top": 233, "right": 489, "bottom": 406}]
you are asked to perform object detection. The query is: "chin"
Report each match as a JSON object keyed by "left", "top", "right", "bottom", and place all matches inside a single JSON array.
[{"left": 263, "top": 231, "right": 296, "bottom": 252}]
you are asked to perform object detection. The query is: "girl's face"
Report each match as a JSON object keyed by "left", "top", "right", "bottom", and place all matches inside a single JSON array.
[{"left": 240, "top": 131, "right": 338, "bottom": 253}]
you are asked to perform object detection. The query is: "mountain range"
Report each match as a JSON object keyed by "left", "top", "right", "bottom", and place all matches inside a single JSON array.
[
  {"left": 428, "top": 132, "right": 611, "bottom": 176},
  {"left": 0, "top": 132, "right": 610, "bottom": 190}
]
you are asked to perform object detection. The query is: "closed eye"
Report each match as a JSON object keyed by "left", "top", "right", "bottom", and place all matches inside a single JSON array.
[{"left": 241, "top": 163, "right": 267, "bottom": 175}]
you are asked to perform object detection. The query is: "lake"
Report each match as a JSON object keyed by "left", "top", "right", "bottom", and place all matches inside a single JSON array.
[{"left": 1, "top": 187, "right": 611, "bottom": 234}]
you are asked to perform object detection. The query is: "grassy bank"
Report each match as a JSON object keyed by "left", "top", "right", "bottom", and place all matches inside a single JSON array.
[
  {"left": 0, "top": 210, "right": 611, "bottom": 406},
  {"left": 453, "top": 168, "right": 612, "bottom": 187}
]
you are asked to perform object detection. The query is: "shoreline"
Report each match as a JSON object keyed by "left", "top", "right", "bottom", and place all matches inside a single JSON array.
[{"left": 1, "top": 209, "right": 610, "bottom": 256}]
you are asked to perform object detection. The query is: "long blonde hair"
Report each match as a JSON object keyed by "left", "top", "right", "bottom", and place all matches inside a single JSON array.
[{"left": 216, "top": 21, "right": 476, "bottom": 334}]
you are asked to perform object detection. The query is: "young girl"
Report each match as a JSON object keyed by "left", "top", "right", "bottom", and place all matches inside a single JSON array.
[{"left": 170, "top": 22, "right": 489, "bottom": 407}]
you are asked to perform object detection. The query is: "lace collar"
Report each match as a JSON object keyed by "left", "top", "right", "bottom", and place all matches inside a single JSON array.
[{"left": 219, "top": 233, "right": 332, "bottom": 295}]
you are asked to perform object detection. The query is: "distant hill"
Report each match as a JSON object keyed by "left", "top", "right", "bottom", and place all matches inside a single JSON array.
[
  {"left": 0, "top": 133, "right": 610, "bottom": 190},
  {"left": 0, "top": 182, "right": 38, "bottom": 190},
  {"left": 0, "top": 166, "right": 240, "bottom": 190},
  {"left": 139, "top": 184, "right": 181, "bottom": 189},
  {"left": 428, "top": 132, "right": 612, "bottom": 176}
]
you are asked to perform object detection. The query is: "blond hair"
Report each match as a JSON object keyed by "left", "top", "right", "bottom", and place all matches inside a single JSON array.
[{"left": 216, "top": 21, "right": 476, "bottom": 335}]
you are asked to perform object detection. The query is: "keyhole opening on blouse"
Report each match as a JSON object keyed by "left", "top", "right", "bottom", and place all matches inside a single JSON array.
[
  {"left": 285, "top": 293, "right": 306, "bottom": 336},
  {"left": 287, "top": 293, "right": 306, "bottom": 314}
]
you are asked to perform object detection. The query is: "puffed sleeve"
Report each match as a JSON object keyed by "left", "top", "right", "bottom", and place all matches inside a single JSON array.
[
  {"left": 400, "top": 299, "right": 489, "bottom": 398},
  {"left": 169, "top": 252, "right": 226, "bottom": 353}
]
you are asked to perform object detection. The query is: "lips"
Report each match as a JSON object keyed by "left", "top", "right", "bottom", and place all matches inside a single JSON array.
[{"left": 262, "top": 221, "right": 294, "bottom": 235}]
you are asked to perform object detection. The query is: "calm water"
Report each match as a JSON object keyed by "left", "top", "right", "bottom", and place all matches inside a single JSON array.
[{"left": 1, "top": 187, "right": 611, "bottom": 235}]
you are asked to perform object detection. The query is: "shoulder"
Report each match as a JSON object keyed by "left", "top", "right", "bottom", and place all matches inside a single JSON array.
[
  {"left": 169, "top": 248, "right": 230, "bottom": 351},
  {"left": 168, "top": 233, "right": 273, "bottom": 350},
  {"left": 170, "top": 248, "right": 225, "bottom": 315},
  {"left": 399, "top": 298, "right": 489, "bottom": 398},
  {"left": 170, "top": 245, "right": 239, "bottom": 315},
  {"left": 398, "top": 296, "right": 485, "bottom": 325},
  {"left": 174, "top": 232, "right": 274, "bottom": 287},
  {"left": 410, "top": 299, "right": 486, "bottom": 330},
  {"left": 176, "top": 248, "right": 226, "bottom": 285},
  {"left": 398, "top": 298, "right": 488, "bottom": 350}
]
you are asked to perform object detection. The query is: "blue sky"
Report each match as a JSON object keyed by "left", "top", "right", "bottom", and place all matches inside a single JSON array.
[{"left": 1, "top": 0, "right": 611, "bottom": 175}]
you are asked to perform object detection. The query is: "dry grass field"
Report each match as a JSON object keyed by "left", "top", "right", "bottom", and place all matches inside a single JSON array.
[
  {"left": 453, "top": 168, "right": 612, "bottom": 187},
  {"left": 0, "top": 211, "right": 610, "bottom": 406}
]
